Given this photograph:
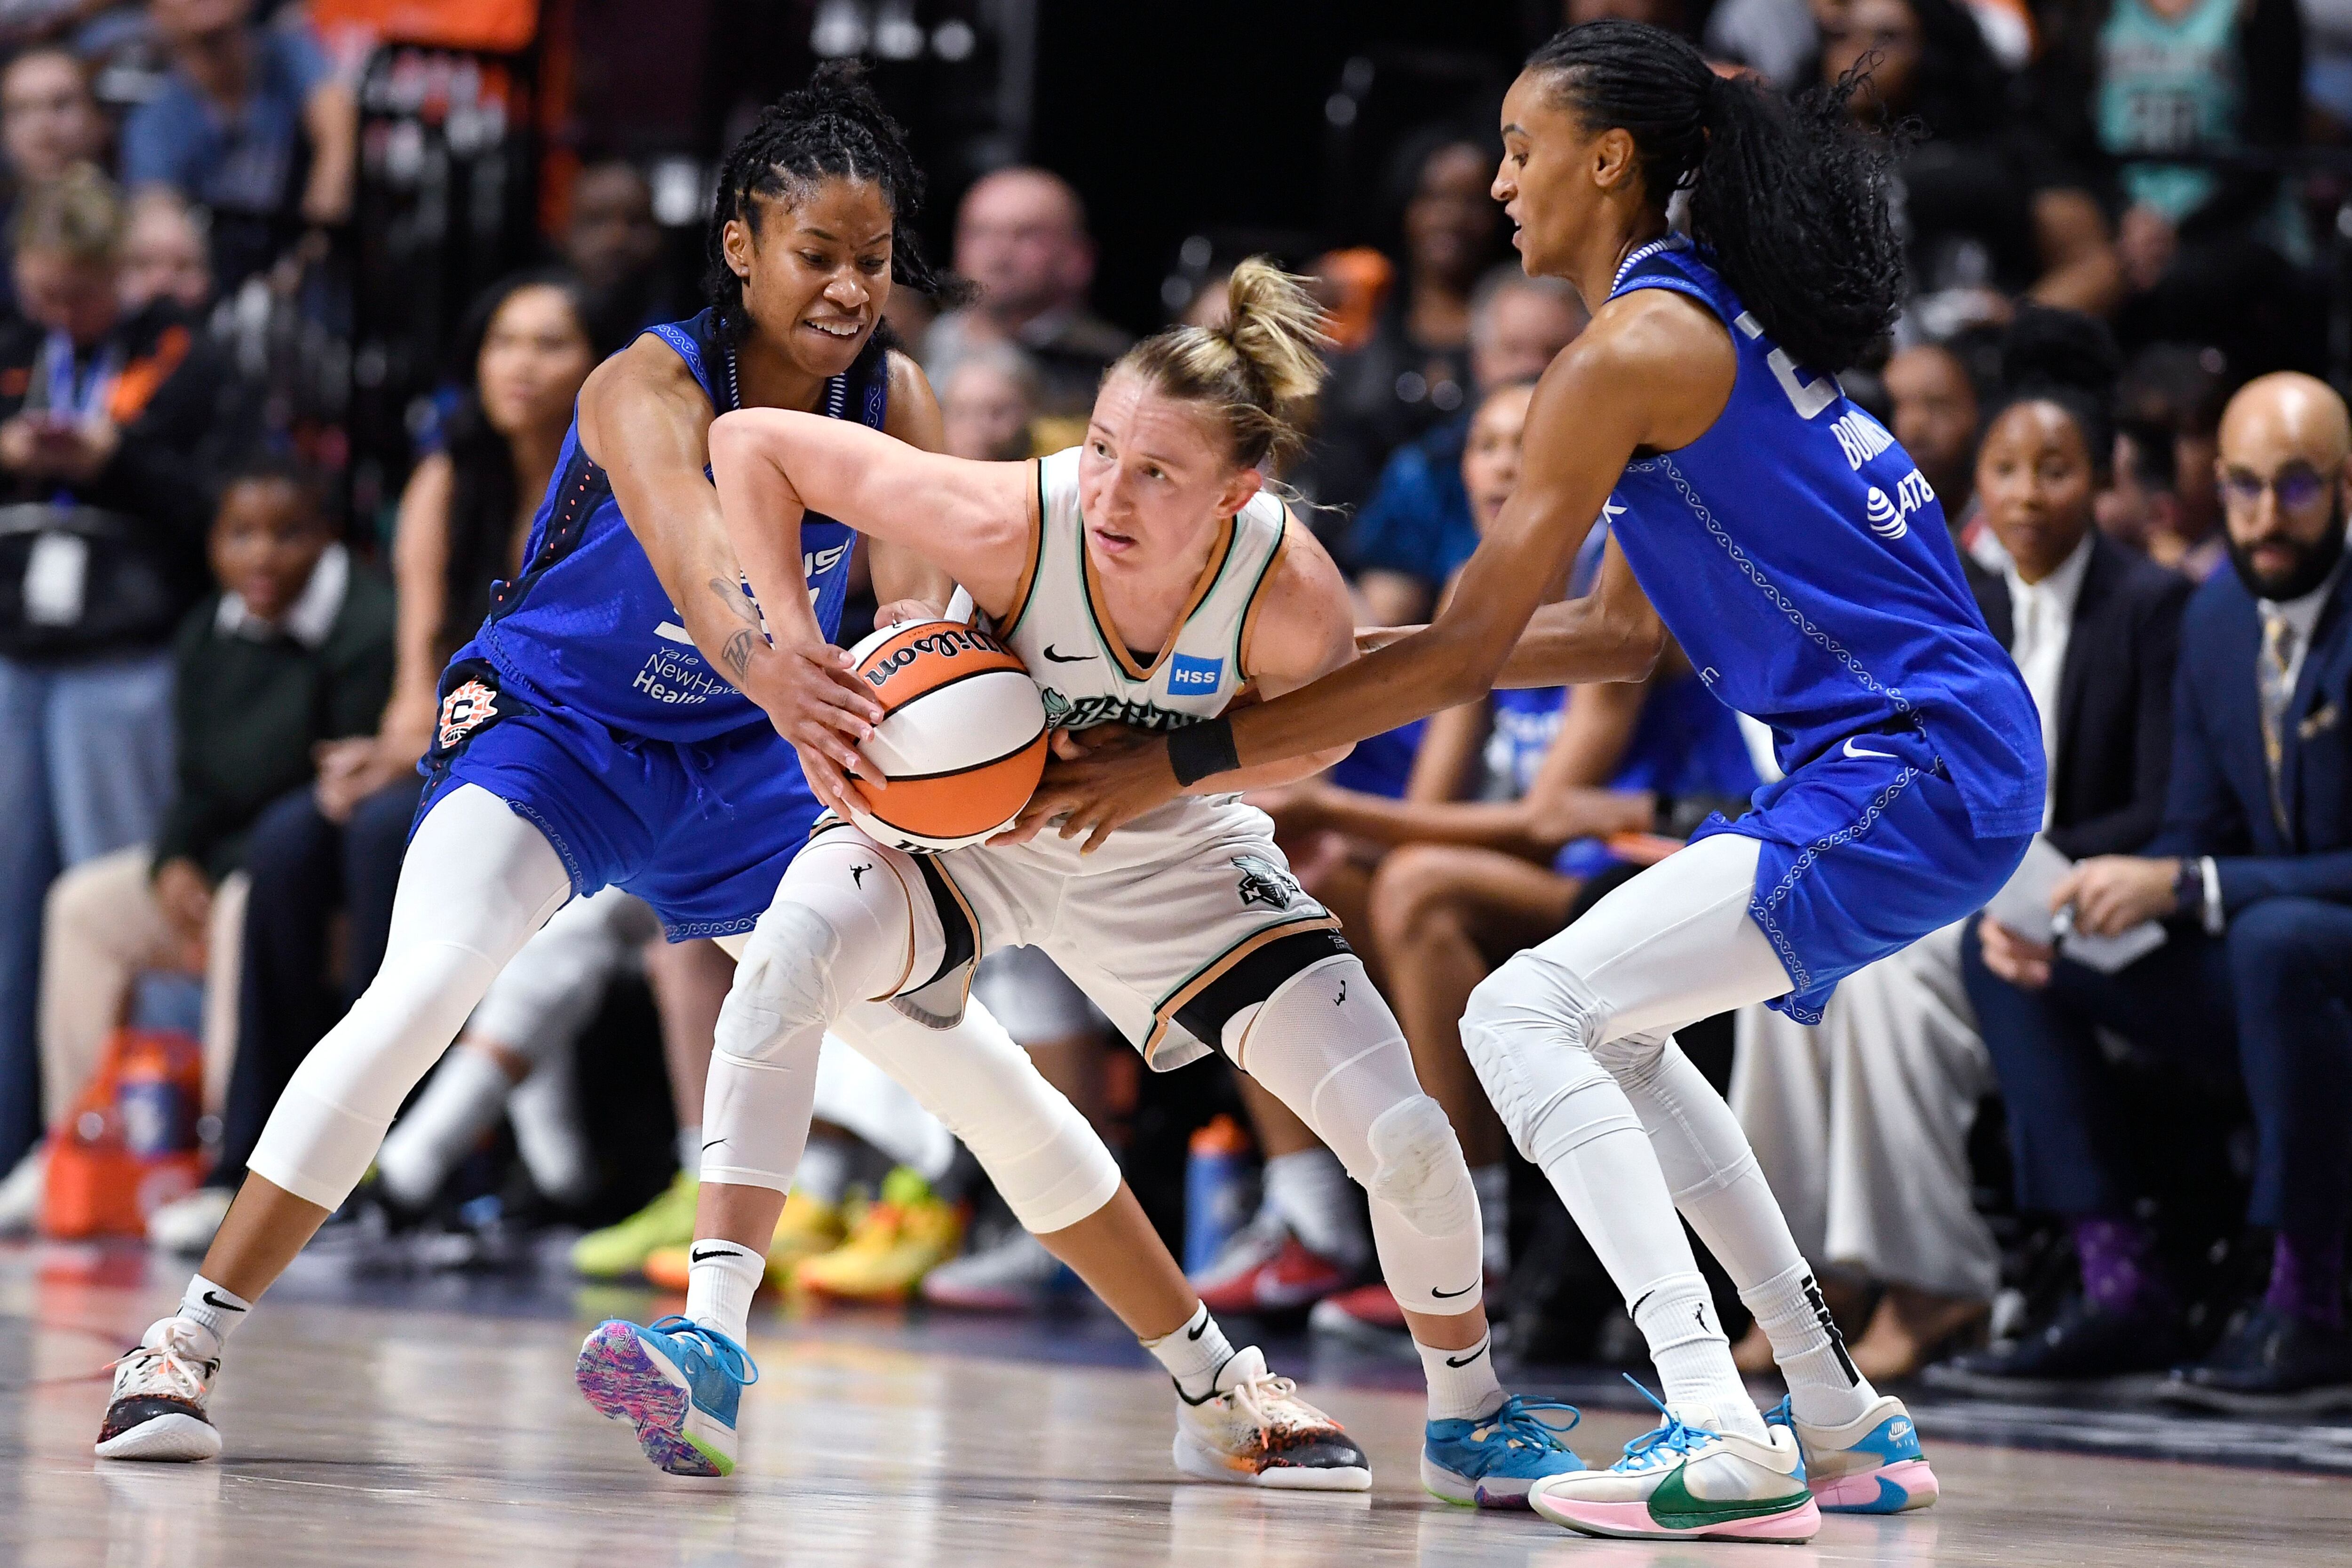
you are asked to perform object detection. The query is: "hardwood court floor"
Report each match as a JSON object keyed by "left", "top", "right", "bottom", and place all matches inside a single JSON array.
[{"left": 1, "top": 1244, "right": 2345, "bottom": 1568}]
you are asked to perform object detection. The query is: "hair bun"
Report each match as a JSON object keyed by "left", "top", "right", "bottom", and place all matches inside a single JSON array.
[
  {"left": 1220, "top": 257, "right": 1329, "bottom": 409},
  {"left": 1999, "top": 305, "right": 2120, "bottom": 402}
]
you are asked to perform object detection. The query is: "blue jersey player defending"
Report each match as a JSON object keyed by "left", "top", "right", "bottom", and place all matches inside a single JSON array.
[
  {"left": 97, "top": 68, "right": 1351, "bottom": 1491},
  {"left": 1032, "top": 21, "right": 2043, "bottom": 1542}
]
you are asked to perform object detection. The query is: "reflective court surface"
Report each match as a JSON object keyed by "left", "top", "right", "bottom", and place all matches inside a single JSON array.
[{"left": 2, "top": 1242, "right": 2346, "bottom": 1568}]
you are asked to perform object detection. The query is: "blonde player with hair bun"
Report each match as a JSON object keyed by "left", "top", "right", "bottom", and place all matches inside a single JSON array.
[{"left": 590, "top": 258, "right": 1589, "bottom": 1504}]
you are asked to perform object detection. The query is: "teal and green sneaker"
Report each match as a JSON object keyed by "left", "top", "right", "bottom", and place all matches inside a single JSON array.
[
  {"left": 1421, "top": 1394, "right": 1586, "bottom": 1508},
  {"left": 575, "top": 1315, "right": 757, "bottom": 1477},
  {"left": 1527, "top": 1381, "right": 1819, "bottom": 1541}
]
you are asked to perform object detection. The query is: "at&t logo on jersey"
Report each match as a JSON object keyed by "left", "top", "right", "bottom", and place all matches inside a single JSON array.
[
  {"left": 1167, "top": 653, "right": 1223, "bottom": 693},
  {"left": 1864, "top": 469, "right": 1937, "bottom": 542}
]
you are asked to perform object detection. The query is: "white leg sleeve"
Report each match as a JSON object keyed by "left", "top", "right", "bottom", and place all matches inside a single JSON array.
[
  {"left": 832, "top": 997, "right": 1120, "bottom": 1234},
  {"left": 1229, "top": 955, "right": 1484, "bottom": 1314},
  {"left": 697, "top": 837, "right": 915, "bottom": 1193},
  {"left": 466, "top": 888, "right": 652, "bottom": 1066},
  {"left": 247, "top": 784, "right": 574, "bottom": 1209},
  {"left": 808, "top": 1032, "right": 957, "bottom": 1181}
]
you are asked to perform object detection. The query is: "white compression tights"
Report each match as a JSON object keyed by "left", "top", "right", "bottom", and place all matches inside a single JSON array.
[
  {"left": 702, "top": 836, "right": 1118, "bottom": 1234},
  {"left": 248, "top": 784, "right": 574, "bottom": 1208},
  {"left": 1460, "top": 832, "right": 1875, "bottom": 1431}
]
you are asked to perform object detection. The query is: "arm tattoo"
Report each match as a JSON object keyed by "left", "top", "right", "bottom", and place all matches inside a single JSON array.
[
  {"left": 711, "top": 577, "right": 761, "bottom": 624},
  {"left": 721, "top": 629, "right": 757, "bottom": 682}
]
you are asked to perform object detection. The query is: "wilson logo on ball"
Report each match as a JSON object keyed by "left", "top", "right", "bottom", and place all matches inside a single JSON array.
[{"left": 840, "top": 617, "right": 1048, "bottom": 853}]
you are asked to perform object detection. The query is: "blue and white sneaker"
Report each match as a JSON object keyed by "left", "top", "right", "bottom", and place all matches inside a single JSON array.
[
  {"left": 1528, "top": 1381, "right": 1818, "bottom": 1541},
  {"left": 575, "top": 1315, "right": 758, "bottom": 1477},
  {"left": 1765, "top": 1393, "right": 1939, "bottom": 1513},
  {"left": 1421, "top": 1394, "right": 1586, "bottom": 1508}
]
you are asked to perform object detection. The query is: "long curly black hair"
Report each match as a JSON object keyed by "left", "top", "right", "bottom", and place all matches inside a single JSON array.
[
  {"left": 701, "top": 60, "right": 969, "bottom": 345},
  {"left": 1527, "top": 20, "right": 1904, "bottom": 374}
]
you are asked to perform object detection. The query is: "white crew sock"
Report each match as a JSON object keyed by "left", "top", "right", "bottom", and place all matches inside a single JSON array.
[
  {"left": 1263, "top": 1148, "right": 1370, "bottom": 1269},
  {"left": 1633, "top": 1273, "right": 1765, "bottom": 1441},
  {"left": 1471, "top": 1163, "right": 1509, "bottom": 1274},
  {"left": 172, "top": 1274, "right": 251, "bottom": 1362},
  {"left": 1740, "top": 1261, "right": 1873, "bottom": 1427},
  {"left": 794, "top": 1132, "right": 855, "bottom": 1207},
  {"left": 1141, "top": 1301, "right": 1239, "bottom": 1401},
  {"left": 683, "top": 1241, "right": 764, "bottom": 1346},
  {"left": 1416, "top": 1331, "right": 1505, "bottom": 1423},
  {"left": 375, "top": 1046, "right": 513, "bottom": 1209},
  {"left": 675, "top": 1123, "right": 704, "bottom": 1177}
]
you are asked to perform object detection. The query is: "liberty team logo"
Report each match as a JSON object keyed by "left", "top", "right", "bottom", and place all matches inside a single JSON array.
[
  {"left": 1233, "top": 854, "right": 1303, "bottom": 911},
  {"left": 437, "top": 678, "right": 501, "bottom": 750}
]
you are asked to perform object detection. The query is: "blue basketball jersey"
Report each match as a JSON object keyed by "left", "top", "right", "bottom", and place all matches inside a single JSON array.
[
  {"left": 1600, "top": 238, "right": 2044, "bottom": 839},
  {"left": 471, "top": 310, "right": 881, "bottom": 742}
]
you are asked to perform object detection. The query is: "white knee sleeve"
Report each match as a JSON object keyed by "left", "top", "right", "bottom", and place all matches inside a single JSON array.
[
  {"left": 1233, "top": 955, "right": 1484, "bottom": 1314},
  {"left": 834, "top": 998, "right": 1119, "bottom": 1234},
  {"left": 1461, "top": 952, "right": 1638, "bottom": 1167},
  {"left": 248, "top": 784, "right": 572, "bottom": 1210},
  {"left": 465, "top": 889, "right": 651, "bottom": 1065}
]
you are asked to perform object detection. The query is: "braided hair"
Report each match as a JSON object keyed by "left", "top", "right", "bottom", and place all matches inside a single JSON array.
[
  {"left": 1527, "top": 20, "right": 1903, "bottom": 374},
  {"left": 702, "top": 61, "right": 967, "bottom": 345}
]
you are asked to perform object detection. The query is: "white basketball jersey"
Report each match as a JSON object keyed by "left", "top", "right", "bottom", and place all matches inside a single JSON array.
[{"left": 992, "top": 446, "right": 1288, "bottom": 735}]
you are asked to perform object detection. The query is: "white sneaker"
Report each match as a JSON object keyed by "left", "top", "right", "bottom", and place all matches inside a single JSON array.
[
  {"left": 1171, "top": 1345, "right": 1371, "bottom": 1490},
  {"left": 95, "top": 1319, "right": 223, "bottom": 1462},
  {"left": 921, "top": 1229, "right": 1081, "bottom": 1312},
  {"left": 146, "top": 1187, "right": 234, "bottom": 1254},
  {"left": 0, "top": 1143, "right": 46, "bottom": 1235},
  {"left": 1528, "top": 1392, "right": 1819, "bottom": 1541}
]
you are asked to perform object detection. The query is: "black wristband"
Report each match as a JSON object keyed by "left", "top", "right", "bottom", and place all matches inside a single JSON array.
[{"left": 1168, "top": 716, "right": 1240, "bottom": 787}]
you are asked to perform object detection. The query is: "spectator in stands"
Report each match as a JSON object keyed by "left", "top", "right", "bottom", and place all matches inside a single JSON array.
[
  {"left": 2038, "top": 0, "right": 2312, "bottom": 374},
  {"left": 1884, "top": 341, "right": 1984, "bottom": 537},
  {"left": 1955, "top": 371, "right": 2352, "bottom": 1406},
  {"left": 0, "top": 45, "right": 104, "bottom": 319},
  {"left": 922, "top": 167, "right": 1128, "bottom": 417},
  {"left": 1824, "top": 0, "right": 2122, "bottom": 342},
  {"left": 1347, "top": 269, "right": 1584, "bottom": 624},
  {"left": 2096, "top": 416, "right": 2184, "bottom": 556},
  {"left": 144, "top": 272, "right": 597, "bottom": 1250},
  {"left": 0, "top": 460, "right": 391, "bottom": 1231},
  {"left": 1300, "top": 130, "right": 1506, "bottom": 518},
  {"left": 119, "top": 187, "right": 212, "bottom": 314},
  {"left": 0, "top": 165, "right": 238, "bottom": 1177},
  {"left": 1736, "top": 309, "right": 2188, "bottom": 1382},
  {"left": 2118, "top": 343, "right": 2232, "bottom": 581},
  {"left": 121, "top": 0, "right": 357, "bottom": 291},
  {"left": 561, "top": 159, "right": 681, "bottom": 352},
  {"left": 937, "top": 343, "right": 1041, "bottom": 462}
]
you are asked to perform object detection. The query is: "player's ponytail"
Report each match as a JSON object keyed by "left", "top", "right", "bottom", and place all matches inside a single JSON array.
[
  {"left": 1527, "top": 20, "right": 1903, "bottom": 374},
  {"left": 1112, "top": 256, "right": 1329, "bottom": 470}
]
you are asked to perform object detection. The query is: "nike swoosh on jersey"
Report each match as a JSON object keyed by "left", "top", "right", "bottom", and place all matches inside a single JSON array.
[
  {"left": 1041, "top": 644, "right": 1097, "bottom": 663},
  {"left": 1843, "top": 737, "right": 1896, "bottom": 761}
]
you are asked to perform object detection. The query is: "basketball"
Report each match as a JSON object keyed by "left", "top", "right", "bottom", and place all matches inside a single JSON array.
[{"left": 840, "top": 615, "right": 1049, "bottom": 853}]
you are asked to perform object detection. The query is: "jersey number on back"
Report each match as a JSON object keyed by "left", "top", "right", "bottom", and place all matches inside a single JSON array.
[{"left": 1735, "top": 311, "right": 1838, "bottom": 421}]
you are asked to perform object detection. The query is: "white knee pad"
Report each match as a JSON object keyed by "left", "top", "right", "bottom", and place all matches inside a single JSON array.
[
  {"left": 1364, "top": 1093, "right": 1477, "bottom": 1239},
  {"left": 714, "top": 902, "right": 842, "bottom": 1068},
  {"left": 1460, "top": 952, "right": 1638, "bottom": 1169}
]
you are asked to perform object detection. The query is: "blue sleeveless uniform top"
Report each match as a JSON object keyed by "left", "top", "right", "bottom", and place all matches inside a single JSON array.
[
  {"left": 1602, "top": 238, "right": 2043, "bottom": 838},
  {"left": 473, "top": 310, "right": 882, "bottom": 742}
]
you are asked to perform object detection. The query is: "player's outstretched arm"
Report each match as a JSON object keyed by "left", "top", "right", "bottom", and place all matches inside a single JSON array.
[
  {"left": 1352, "top": 536, "right": 1663, "bottom": 690},
  {"left": 579, "top": 340, "right": 880, "bottom": 818},
  {"left": 1029, "top": 293, "right": 1731, "bottom": 850},
  {"left": 707, "top": 405, "right": 1033, "bottom": 622}
]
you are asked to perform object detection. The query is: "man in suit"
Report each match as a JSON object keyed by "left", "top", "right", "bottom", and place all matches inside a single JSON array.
[
  {"left": 1958, "top": 373, "right": 2352, "bottom": 1408},
  {"left": 1732, "top": 358, "right": 2188, "bottom": 1382}
]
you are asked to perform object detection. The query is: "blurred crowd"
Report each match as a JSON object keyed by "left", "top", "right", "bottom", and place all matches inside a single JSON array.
[{"left": 1, "top": 0, "right": 2349, "bottom": 1417}]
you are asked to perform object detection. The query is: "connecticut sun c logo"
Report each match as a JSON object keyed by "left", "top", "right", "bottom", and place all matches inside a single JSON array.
[{"left": 437, "top": 679, "right": 500, "bottom": 750}]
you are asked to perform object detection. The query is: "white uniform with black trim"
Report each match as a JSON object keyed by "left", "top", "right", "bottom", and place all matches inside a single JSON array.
[{"left": 822, "top": 446, "right": 1344, "bottom": 1071}]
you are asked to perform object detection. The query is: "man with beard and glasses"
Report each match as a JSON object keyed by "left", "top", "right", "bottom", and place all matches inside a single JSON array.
[{"left": 1952, "top": 373, "right": 2352, "bottom": 1411}]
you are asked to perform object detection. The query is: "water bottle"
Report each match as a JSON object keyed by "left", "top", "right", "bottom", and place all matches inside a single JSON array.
[
  {"left": 1183, "top": 1114, "right": 1255, "bottom": 1274},
  {"left": 116, "top": 1034, "right": 195, "bottom": 1160}
]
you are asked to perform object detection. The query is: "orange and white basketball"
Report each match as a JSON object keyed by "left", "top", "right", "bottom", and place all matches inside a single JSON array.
[{"left": 841, "top": 616, "right": 1048, "bottom": 853}]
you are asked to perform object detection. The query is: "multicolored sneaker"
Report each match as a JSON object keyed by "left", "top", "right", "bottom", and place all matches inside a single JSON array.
[
  {"left": 1172, "top": 1345, "right": 1371, "bottom": 1490},
  {"left": 95, "top": 1319, "right": 222, "bottom": 1461},
  {"left": 1766, "top": 1393, "right": 1939, "bottom": 1513},
  {"left": 570, "top": 1170, "right": 698, "bottom": 1280},
  {"left": 575, "top": 1315, "right": 757, "bottom": 1477},
  {"left": 1192, "top": 1214, "right": 1350, "bottom": 1315},
  {"left": 794, "top": 1168, "right": 963, "bottom": 1303},
  {"left": 921, "top": 1227, "right": 1081, "bottom": 1312},
  {"left": 641, "top": 1188, "right": 847, "bottom": 1294},
  {"left": 1422, "top": 1394, "right": 1586, "bottom": 1508},
  {"left": 1528, "top": 1384, "right": 1819, "bottom": 1542}
]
